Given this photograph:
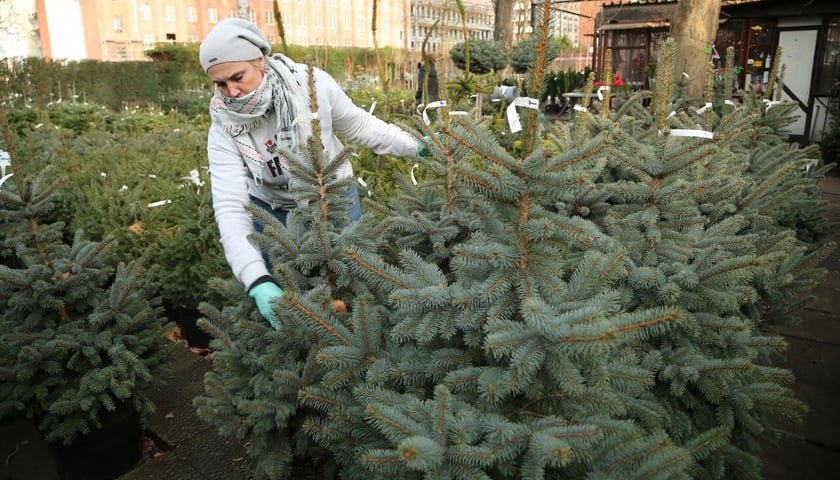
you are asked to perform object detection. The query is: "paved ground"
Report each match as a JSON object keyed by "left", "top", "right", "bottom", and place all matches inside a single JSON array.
[
  {"left": 115, "top": 346, "right": 257, "bottom": 480},
  {"left": 762, "top": 171, "right": 840, "bottom": 479},
  {"left": 2, "top": 173, "right": 838, "bottom": 480}
]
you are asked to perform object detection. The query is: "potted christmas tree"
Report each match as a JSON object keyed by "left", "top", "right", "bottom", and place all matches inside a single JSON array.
[
  {"left": 192, "top": 23, "right": 834, "bottom": 480},
  {"left": 0, "top": 105, "right": 172, "bottom": 479}
]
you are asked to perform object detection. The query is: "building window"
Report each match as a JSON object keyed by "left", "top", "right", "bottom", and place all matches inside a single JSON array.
[
  {"left": 164, "top": 5, "right": 176, "bottom": 22},
  {"left": 743, "top": 20, "right": 776, "bottom": 94},
  {"left": 186, "top": 6, "right": 197, "bottom": 22},
  {"left": 330, "top": 15, "right": 337, "bottom": 30},
  {"left": 113, "top": 15, "right": 123, "bottom": 32},
  {"left": 605, "top": 30, "right": 647, "bottom": 88},
  {"left": 208, "top": 8, "right": 218, "bottom": 23},
  {"left": 816, "top": 16, "right": 840, "bottom": 95},
  {"left": 139, "top": 3, "right": 152, "bottom": 20},
  {"left": 315, "top": 15, "right": 322, "bottom": 28},
  {"left": 357, "top": 17, "right": 364, "bottom": 31},
  {"left": 329, "top": 0, "right": 336, "bottom": 6},
  {"left": 265, "top": 11, "right": 274, "bottom": 25},
  {"left": 300, "top": 14, "right": 307, "bottom": 27},
  {"left": 344, "top": 17, "right": 351, "bottom": 30},
  {"left": 142, "top": 33, "right": 155, "bottom": 49}
]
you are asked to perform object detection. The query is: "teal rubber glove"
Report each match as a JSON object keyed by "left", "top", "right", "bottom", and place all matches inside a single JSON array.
[
  {"left": 415, "top": 134, "right": 437, "bottom": 157},
  {"left": 248, "top": 281, "right": 284, "bottom": 329}
]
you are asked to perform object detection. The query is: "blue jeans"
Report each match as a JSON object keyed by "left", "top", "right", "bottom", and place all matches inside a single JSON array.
[{"left": 251, "top": 183, "right": 362, "bottom": 231}]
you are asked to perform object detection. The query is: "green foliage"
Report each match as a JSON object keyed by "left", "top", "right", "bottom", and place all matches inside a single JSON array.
[
  {"left": 449, "top": 40, "right": 508, "bottom": 75},
  {"left": 531, "top": 69, "right": 590, "bottom": 106},
  {"left": 510, "top": 34, "right": 559, "bottom": 74},
  {"left": 0, "top": 56, "right": 206, "bottom": 111},
  {"left": 4, "top": 104, "right": 229, "bottom": 308},
  {"left": 0, "top": 106, "right": 173, "bottom": 444},
  {"left": 344, "top": 85, "right": 415, "bottom": 118},
  {"left": 1, "top": 44, "right": 409, "bottom": 113},
  {"left": 193, "top": 39, "right": 834, "bottom": 480},
  {"left": 819, "top": 110, "right": 840, "bottom": 169}
]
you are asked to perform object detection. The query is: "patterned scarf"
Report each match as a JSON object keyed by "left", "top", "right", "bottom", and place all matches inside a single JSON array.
[{"left": 209, "top": 55, "right": 312, "bottom": 179}]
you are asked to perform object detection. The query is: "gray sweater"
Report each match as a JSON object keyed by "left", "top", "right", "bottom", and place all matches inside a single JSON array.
[{"left": 207, "top": 57, "right": 418, "bottom": 290}]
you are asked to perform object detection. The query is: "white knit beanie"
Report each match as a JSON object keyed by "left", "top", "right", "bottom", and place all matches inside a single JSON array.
[{"left": 199, "top": 18, "right": 271, "bottom": 72}]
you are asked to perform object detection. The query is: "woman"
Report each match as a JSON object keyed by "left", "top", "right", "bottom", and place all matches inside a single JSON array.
[{"left": 199, "top": 18, "right": 422, "bottom": 326}]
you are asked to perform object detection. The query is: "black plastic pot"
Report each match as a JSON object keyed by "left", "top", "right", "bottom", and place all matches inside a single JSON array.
[
  {"left": 164, "top": 301, "right": 212, "bottom": 349},
  {"left": 49, "top": 406, "right": 142, "bottom": 480}
]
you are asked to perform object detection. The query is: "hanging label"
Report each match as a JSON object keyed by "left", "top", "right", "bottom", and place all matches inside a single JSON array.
[
  {"left": 181, "top": 169, "right": 205, "bottom": 187},
  {"left": 659, "top": 129, "right": 714, "bottom": 140},
  {"left": 763, "top": 99, "right": 780, "bottom": 111},
  {"left": 357, "top": 177, "right": 372, "bottom": 196},
  {"left": 597, "top": 85, "right": 610, "bottom": 101},
  {"left": 695, "top": 102, "right": 713, "bottom": 114},
  {"left": 506, "top": 96, "right": 540, "bottom": 133},
  {"left": 0, "top": 174, "right": 13, "bottom": 189},
  {"left": 422, "top": 100, "right": 447, "bottom": 125},
  {"left": 410, "top": 163, "right": 419, "bottom": 185},
  {"left": 573, "top": 104, "right": 588, "bottom": 112},
  {"left": 148, "top": 200, "right": 172, "bottom": 208},
  {"left": 0, "top": 150, "right": 9, "bottom": 177}
]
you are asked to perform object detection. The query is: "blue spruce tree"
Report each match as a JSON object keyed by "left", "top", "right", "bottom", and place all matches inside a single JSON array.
[
  {"left": 0, "top": 105, "right": 172, "bottom": 448},
  {"left": 194, "top": 38, "right": 834, "bottom": 480}
]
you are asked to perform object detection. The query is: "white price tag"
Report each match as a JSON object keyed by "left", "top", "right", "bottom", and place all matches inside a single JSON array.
[
  {"left": 763, "top": 99, "right": 780, "bottom": 111},
  {"left": 659, "top": 129, "right": 714, "bottom": 140},
  {"left": 506, "top": 96, "right": 540, "bottom": 133},
  {"left": 422, "top": 100, "right": 447, "bottom": 125},
  {"left": 597, "top": 85, "right": 610, "bottom": 101},
  {"left": 410, "top": 163, "right": 419, "bottom": 185}
]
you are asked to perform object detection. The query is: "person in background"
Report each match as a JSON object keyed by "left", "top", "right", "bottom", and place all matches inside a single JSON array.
[
  {"left": 199, "top": 18, "right": 425, "bottom": 327},
  {"left": 415, "top": 54, "right": 440, "bottom": 108}
]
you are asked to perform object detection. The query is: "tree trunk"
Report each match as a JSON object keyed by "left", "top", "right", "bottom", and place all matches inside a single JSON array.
[
  {"left": 668, "top": 0, "right": 721, "bottom": 98},
  {"left": 494, "top": 0, "right": 515, "bottom": 52}
]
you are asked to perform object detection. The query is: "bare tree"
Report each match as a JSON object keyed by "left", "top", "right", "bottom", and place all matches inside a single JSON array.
[
  {"left": 0, "top": 0, "right": 18, "bottom": 33},
  {"left": 236, "top": 0, "right": 249, "bottom": 20},
  {"left": 668, "top": 0, "right": 721, "bottom": 98},
  {"left": 494, "top": 0, "right": 515, "bottom": 51}
]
